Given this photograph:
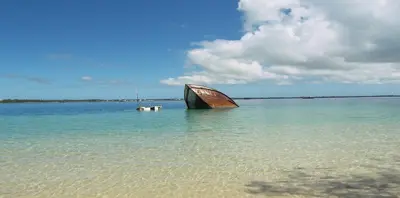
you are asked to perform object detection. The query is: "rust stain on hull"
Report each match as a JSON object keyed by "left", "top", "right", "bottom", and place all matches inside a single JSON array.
[{"left": 184, "top": 84, "right": 239, "bottom": 109}]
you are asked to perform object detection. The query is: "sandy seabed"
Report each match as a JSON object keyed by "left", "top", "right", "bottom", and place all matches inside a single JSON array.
[{"left": 1, "top": 123, "right": 400, "bottom": 198}]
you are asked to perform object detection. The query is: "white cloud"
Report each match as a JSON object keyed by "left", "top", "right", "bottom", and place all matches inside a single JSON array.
[
  {"left": 161, "top": 0, "right": 400, "bottom": 86},
  {"left": 81, "top": 76, "right": 92, "bottom": 81}
]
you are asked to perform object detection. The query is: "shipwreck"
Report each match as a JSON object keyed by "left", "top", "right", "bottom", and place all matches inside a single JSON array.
[{"left": 184, "top": 84, "right": 239, "bottom": 109}]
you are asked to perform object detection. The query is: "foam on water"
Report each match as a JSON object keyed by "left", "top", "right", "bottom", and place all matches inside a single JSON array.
[{"left": 1, "top": 99, "right": 400, "bottom": 197}]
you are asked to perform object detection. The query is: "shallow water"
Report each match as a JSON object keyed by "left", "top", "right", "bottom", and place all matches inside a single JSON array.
[{"left": 1, "top": 98, "right": 400, "bottom": 197}]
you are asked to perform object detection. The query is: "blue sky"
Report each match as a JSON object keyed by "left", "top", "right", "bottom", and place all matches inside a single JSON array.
[{"left": 1, "top": 0, "right": 398, "bottom": 99}]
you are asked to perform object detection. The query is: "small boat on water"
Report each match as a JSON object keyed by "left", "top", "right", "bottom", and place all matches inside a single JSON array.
[
  {"left": 184, "top": 84, "right": 239, "bottom": 109},
  {"left": 135, "top": 89, "right": 162, "bottom": 111},
  {"left": 136, "top": 105, "right": 162, "bottom": 111}
]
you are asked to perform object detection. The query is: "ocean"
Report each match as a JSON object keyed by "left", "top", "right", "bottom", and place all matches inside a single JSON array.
[{"left": 1, "top": 98, "right": 399, "bottom": 198}]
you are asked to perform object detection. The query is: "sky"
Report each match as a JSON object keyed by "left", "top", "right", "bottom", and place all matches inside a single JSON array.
[{"left": 1, "top": 0, "right": 400, "bottom": 99}]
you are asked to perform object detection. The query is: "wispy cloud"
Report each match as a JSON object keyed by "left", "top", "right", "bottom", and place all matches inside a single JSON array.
[
  {"left": 107, "top": 80, "right": 129, "bottom": 85},
  {"left": 79, "top": 76, "right": 131, "bottom": 86},
  {"left": 1, "top": 74, "right": 52, "bottom": 84},
  {"left": 167, "top": 21, "right": 187, "bottom": 29},
  {"left": 98, "top": 79, "right": 132, "bottom": 86},
  {"left": 46, "top": 53, "right": 73, "bottom": 60},
  {"left": 81, "top": 76, "right": 93, "bottom": 81}
]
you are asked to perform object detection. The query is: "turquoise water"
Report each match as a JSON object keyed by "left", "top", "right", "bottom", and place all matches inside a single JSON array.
[{"left": 1, "top": 98, "right": 400, "bottom": 197}]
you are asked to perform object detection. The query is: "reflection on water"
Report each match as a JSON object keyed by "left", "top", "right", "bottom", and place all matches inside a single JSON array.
[
  {"left": 184, "top": 108, "right": 238, "bottom": 132},
  {"left": 184, "top": 108, "right": 235, "bottom": 120}
]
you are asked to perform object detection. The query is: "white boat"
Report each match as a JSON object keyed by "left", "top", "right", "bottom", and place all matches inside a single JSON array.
[
  {"left": 136, "top": 105, "right": 162, "bottom": 111},
  {"left": 135, "top": 89, "right": 162, "bottom": 111}
]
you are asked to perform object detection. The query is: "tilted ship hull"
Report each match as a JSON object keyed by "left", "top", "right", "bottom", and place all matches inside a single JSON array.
[{"left": 184, "top": 84, "right": 239, "bottom": 109}]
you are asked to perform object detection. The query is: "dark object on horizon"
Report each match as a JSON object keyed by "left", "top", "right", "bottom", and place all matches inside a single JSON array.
[
  {"left": 300, "top": 96, "right": 315, "bottom": 99},
  {"left": 184, "top": 84, "right": 239, "bottom": 109}
]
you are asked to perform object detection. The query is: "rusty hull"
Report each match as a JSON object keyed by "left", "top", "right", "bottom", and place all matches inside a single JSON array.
[{"left": 184, "top": 84, "right": 239, "bottom": 109}]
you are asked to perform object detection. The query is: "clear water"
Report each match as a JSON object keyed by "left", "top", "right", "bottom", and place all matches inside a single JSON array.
[{"left": 1, "top": 98, "right": 399, "bottom": 198}]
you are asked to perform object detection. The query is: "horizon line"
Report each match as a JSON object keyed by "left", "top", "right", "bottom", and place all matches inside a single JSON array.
[{"left": 1, "top": 94, "right": 400, "bottom": 102}]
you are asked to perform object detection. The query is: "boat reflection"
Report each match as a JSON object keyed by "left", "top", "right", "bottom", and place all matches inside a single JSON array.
[{"left": 184, "top": 108, "right": 236, "bottom": 132}]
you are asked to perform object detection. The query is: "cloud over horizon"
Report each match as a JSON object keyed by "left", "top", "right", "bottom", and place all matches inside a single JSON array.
[
  {"left": 161, "top": 0, "right": 400, "bottom": 86},
  {"left": 1, "top": 74, "right": 52, "bottom": 85},
  {"left": 80, "top": 76, "right": 131, "bottom": 86}
]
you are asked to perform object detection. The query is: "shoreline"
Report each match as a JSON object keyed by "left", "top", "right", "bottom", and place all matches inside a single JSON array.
[{"left": 1, "top": 95, "right": 400, "bottom": 104}]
